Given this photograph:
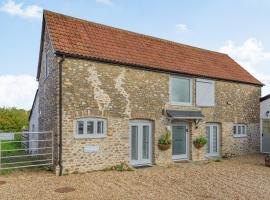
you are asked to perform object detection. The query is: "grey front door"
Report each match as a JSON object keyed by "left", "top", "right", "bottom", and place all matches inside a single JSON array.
[
  {"left": 262, "top": 120, "right": 270, "bottom": 153},
  {"left": 172, "top": 123, "right": 188, "bottom": 160}
]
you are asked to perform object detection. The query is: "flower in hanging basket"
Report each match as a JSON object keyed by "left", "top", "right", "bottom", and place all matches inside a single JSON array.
[
  {"left": 158, "top": 131, "right": 171, "bottom": 151},
  {"left": 193, "top": 136, "right": 207, "bottom": 149}
]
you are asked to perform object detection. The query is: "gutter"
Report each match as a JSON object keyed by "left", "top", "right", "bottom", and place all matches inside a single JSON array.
[{"left": 58, "top": 55, "right": 65, "bottom": 176}]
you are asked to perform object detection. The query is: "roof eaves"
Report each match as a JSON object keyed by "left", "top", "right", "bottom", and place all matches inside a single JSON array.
[{"left": 55, "top": 51, "right": 264, "bottom": 87}]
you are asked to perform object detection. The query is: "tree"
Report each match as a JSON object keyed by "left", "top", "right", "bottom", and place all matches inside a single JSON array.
[{"left": 0, "top": 108, "right": 29, "bottom": 132}]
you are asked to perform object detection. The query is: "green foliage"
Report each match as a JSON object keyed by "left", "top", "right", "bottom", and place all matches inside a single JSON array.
[
  {"left": 110, "top": 163, "right": 133, "bottom": 172},
  {"left": 158, "top": 131, "right": 172, "bottom": 145},
  {"left": 194, "top": 136, "right": 207, "bottom": 145},
  {"left": 0, "top": 107, "right": 29, "bottom": 132}
]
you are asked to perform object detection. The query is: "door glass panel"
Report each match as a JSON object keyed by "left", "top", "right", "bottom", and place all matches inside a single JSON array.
[
  {"left": 213, "top": 126, "right": 218, "bottom": 153},
  {"left": 142, "top": 126, "right": 149, "bottom": 159},
  {"left": 206, "top": 126, "right": 210, "bottom": 154},
  {"left": 172, "top": 126, "right": 186, "bottom": 155},
  {"left": 131, "top": 126, "right": 138, "bottom": 161}
]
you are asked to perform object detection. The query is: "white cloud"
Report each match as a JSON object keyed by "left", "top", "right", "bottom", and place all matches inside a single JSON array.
[
  {"left": 175, "top": 23, "right": 188, "bottom": 33},
  {"left": 0, "top": 0, "right": 42, "bottom": 19},
  {"left": 96, "top": 0, "right": 112, "bottom": 5},
  {"left": 219, "top": 38, "right": 270, "bottom": 96},
  {"left": 0, "top": 75, "right": 38, "bottom": 110}
]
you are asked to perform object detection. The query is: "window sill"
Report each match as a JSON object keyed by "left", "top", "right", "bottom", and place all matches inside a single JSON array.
[
  {"left": 170, "top": 102, "right": 193, "bottom": 106},
  {"left": 74, "top": 135, "right": 107, "bottom": 139},
  {"left": 233, "top": 135, "right": 247, "bottom": 138}
]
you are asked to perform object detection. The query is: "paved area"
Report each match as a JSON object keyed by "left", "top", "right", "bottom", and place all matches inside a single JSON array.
[{"left": 0, "top": 154, "right": 270, "bottom": 200}]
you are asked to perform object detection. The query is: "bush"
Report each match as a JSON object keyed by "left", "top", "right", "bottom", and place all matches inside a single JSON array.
[{"left": 110, "top": 163, "right": 133, "bottom": 172}]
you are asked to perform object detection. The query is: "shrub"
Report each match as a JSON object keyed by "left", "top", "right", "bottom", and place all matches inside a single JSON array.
[{"left": 158, "top": 131, "right": 171, "bottom": 145}]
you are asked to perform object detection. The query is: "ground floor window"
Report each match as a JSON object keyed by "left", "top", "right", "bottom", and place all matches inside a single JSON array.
[
  {"left": 75, "top": 118, "right": 107, "bottom": 138},
  {"left": 233, "top": 124, "right": 247, "bottom": 137}
]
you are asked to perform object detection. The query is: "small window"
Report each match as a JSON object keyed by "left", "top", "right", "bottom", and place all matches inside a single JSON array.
[
  {"left": 170, "top": 76, "right": 192, "bottom": 105},
  {"left": 75, "top": 118, "right": 107, "bottom": 138},
  {"left": 233, "top": 124, "right": 247, "bottom": 137},
  {"left": 196, "top": 79, "right": 215, "bottom": 106}
]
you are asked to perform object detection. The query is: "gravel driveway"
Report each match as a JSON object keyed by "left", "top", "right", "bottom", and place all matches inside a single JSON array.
[{"left": 0, "top": 154, "right": 270, "bottom": 200}]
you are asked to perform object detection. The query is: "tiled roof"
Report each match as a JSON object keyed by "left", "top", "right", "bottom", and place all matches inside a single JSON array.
[{"left": 42, "top": 10, "right": 262, "bottom": 86}]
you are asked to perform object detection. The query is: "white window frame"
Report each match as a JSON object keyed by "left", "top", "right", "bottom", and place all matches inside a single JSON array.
[
  {"left": 196, "top": 78, "right": 215, "bottom": 107},
  {"left": 169, "top": 76, "right": 192, "bottom": 106},
  {"left": 74, "top": 118, "right": 107, "bottom": 139},
  {"left": 233, "top": 124, "right": 247, "bottom": 138}
]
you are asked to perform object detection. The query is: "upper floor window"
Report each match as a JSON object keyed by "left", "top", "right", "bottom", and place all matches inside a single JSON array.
[
  {"left": 196, "top": 79, "right": 215, "bottom": 107},
  {"left": 170, "top": 76, "right": 192, "bottom": 106},
  {"left": 233, "top": 124, "right": 247, "bottom": 137},
  {"left": 45, "top": 51, "right": 49, "bottom": 79},
  {"left": 75, "top": 118, "right": 107, "bottom": 139}
]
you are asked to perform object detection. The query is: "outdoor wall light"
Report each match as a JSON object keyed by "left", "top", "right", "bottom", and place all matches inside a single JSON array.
[{"left": 266, "top": 111, "right": 270, "bottom": 117}]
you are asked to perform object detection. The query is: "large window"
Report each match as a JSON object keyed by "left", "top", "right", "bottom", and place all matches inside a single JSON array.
[
  {"left": 196, "top": 79, "right": 215, "bottom": 107},
  {"left": 75, "top": 118, "right": 107, "bottom": 138},
  {"left": 233, "top": 124, "right": 247, "bottom": 137},
  {"left": 170, "top": 76, "right": 192, "bottom": 105}
]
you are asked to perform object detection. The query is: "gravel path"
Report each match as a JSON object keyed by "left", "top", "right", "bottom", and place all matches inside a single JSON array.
[{"left": 0, "top": 154, "right": 270, "bottom": 200}]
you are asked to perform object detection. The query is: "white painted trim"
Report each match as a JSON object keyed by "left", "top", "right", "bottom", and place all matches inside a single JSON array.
[
  {"left": 171, "top": 122, "right": 189, "bottom": 160},
  {"left": 205, "top": 123, "right": 220, "bottom": 157},
  {"left": 129, "top": 120, "right": 152, "bottom": 166},
  {"left": 169, "top": 76, "right": 193, "bottom": 106},
  {"left": 233, "top": 124, "right": 247, "bottom": 138},
  {"left": 74, "top": 117, "right": 107, "bottom": 139}
]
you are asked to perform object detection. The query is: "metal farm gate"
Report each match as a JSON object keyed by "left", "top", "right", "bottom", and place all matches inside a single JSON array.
[{"left": 0, "top": 131, "right": 53, "bottom": 171}]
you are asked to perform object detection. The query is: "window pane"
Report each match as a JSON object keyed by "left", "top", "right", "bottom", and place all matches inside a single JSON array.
[
  {"left": 77, "top": 121, "right": 84, "bottom": 134},
  {"left": 97, "top": 121, "right": 104, "bottom": 134},
  {"left": 87, "top": 121, "right": 94, "bottom": 134},
  {"left": 213, "top": 126, "right": 218, "bottom": 153},
  {"left": 131, "top": 126, "right": 138, "bottom": 160},
  {"left": 238, "top": 126, "right": 241, "bottom": 135},
  {"left": 142, "top": 126, "right": 149, "bottom": 159},
  {"left": 206, "top": 126, "right": 210, "bottom": 154},
  {"left": 171, "top": 78, "right": 190, "bottom": 103}
]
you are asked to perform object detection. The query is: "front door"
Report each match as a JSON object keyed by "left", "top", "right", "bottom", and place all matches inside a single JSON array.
[
  {"left": 262, "top": 120, "right": 270, "bottom": 153},
  {"left": 206, "top": 123, "right": 220, "bottom": 157},
  {"left": 130, "top": 120, "right": 152, "bottom": 166},
  {"left": 172, "top": 123, "right": 189, "bottom": 160}
]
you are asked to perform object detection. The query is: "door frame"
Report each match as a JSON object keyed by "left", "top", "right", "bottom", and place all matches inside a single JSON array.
[
  {"left": 205, "top": 123, "right": 220, "bottom": 157},
  {"left": 171, "top": 122, "right": 189, "bottom": 160},
  {"left": 261, "top": 119, "right": 270, "bottom": 153},
  {"left": 129, "top": 120, "right": 152, "bottom": 166}
]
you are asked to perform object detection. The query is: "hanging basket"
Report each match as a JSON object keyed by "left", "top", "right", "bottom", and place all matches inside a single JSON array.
[
  {"left": 265, "top": 155, "right": 270, "bottom": 167},
  {"left": 158, "top": 143, "right": 171, "bottom": 151},
  {"left": 193, "top": 142, "right": 205, "bottom": 149}
]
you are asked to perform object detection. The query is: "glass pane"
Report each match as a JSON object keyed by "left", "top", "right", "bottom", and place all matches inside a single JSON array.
[
  {"left": 172, "top": 126, "right": 186, "bottom": 155},
  {"left": 131, "top": 126, "right": 138, "bottom": 161},
  {"left": 171, "top": 78, "right": 190, "bottom": 103},
  {"left": 238, "top": 126, "right": 241, "bottom": 135},
  {"left": 213, "top": 126, "right": 218, "bottom": 153},
  {"left": 206, "top": 126, "right": 210, "bottom": 154},
  {"left": 142, "top": 126, "right": 150, "bottom": 159},
  {"left": 77, "top": 121, "right": 84, "bottom": 134},
  {"left": 87, "top": 121, "right": 94, "bottom": 134},
  {"left": 97, "top": 121, "right": 104, "bottom": 134}
]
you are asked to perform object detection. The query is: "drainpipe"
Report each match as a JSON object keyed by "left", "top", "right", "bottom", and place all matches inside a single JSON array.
[{"left": 58, "top": 55, "right": 65, "bottom": 176}]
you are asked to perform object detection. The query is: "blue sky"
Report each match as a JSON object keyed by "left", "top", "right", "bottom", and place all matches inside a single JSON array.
[{"left": 0, "top": 0, "right": 269, "bottom": 109}]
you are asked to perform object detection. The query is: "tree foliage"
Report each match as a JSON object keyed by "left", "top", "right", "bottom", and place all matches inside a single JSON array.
[{"left": 0, "top": 108, "right": 29, "bottom": 132}]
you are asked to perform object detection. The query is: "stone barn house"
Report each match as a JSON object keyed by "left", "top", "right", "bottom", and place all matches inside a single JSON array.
[{"left": 32, "top": 10, "right": 262, "bottom": 174}]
